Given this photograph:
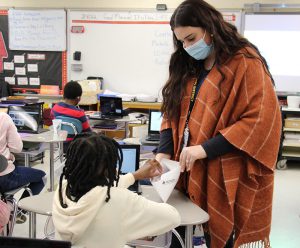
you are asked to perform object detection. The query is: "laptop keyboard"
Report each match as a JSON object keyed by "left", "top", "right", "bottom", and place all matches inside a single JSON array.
[{"left": 146, "top": 134, "right": 160, "bottom": 141}]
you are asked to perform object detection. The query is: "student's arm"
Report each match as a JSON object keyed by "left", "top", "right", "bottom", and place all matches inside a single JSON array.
[
  {"left": 122, "top": 192, "right": 181, "bottom": 242},
  {"left": 81, "top": 114, "right": 92, "bottom": 132},
  {"left": 6, "top": 115, "right": 23, "bottom": 153},
  {"left": 117, "top": 174, "right": 135, "bottom": 188},
  {"left": 117, "top": 160, "right": 162, "bottom": 188}
]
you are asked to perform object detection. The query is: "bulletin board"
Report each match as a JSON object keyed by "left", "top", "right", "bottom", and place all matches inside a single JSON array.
[
  {"left": 0, "top": 10, "right": 67, "bottom": 93},
  {"left": 68, "top": 9, "right": 243, "bottom": 97}
]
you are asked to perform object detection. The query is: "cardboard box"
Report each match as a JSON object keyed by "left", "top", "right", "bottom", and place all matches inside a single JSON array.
[
  {"left": 78, "top": 80, "right": 102, "bottom": 105},
  {"left": 285, "top": 118, "right": 300, "bottom": 129}
]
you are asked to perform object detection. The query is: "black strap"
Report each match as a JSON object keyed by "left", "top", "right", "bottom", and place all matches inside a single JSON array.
[{"left": 186, "top": 79, "right": 198, "bottom": 125}]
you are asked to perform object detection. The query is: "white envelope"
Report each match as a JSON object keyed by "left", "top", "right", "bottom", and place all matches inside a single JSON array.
[{"left": 151, "top": 158, "right": 181, "bottom": 202}]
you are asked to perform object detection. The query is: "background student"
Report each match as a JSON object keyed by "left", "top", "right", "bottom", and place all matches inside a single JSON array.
[
  {"left": 155, "top": 0, "right": 281, "bottom": 247},
  {"left": 0, "top": 112, "right": 46, "bottom": 224},
  {"left": 51, "top": 81, "right": 92, "bottom": 144},
  {"left": 52, "top": 133, "right": 181, "bottom": 248}
]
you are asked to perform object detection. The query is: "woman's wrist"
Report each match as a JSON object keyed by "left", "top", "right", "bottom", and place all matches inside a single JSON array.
[
  {"left": 155, "top": 153, "right": 171, "bottom": 162},
  {"left": 198, "top": 145, "right": 207, "bottom": 159}
]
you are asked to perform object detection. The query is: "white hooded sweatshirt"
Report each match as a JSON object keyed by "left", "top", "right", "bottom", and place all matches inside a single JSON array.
[{"left": 52, "top": 173, "right": 181, "bottom": 248}]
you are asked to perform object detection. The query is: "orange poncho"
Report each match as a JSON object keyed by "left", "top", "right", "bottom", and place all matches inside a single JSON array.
[{"left": 161, "top": 49, "right": 281, "bottom": 247}]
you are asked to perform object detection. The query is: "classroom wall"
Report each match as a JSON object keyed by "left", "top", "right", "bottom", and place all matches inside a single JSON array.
[{"left": 1, "top": 0, "right": 300, "bottom": 9}]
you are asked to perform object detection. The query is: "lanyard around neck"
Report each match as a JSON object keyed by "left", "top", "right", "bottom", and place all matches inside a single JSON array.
[{"left": 186, "top": 79, "right": 198, "bottom": 125}]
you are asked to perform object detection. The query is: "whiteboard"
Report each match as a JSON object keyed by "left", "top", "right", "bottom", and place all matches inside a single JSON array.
[
  {"left": 244, "top": 14, "right": 300, "bottom": 92},
  {"left": 68, "top": 10, "right": 173, "bottom": 97},
  {"left": 8, "top": 9, "right": 66, "bottom": 51},
  {"left": 68, "top": 10, "right": 243, "bottom": 97}
]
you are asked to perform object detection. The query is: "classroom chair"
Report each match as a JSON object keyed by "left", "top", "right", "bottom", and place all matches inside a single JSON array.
[
  {"left": 0, "top": 155, "right": 33, "bottom": 236},
  {"left": 55, "top": 116, "right": 82, "bottom": 136},
  {"left": 55, "top": 116, "right": 83, "bottom": 155},
  {"left": 0, "top": 185, "right": 32, "bottom": 236}
]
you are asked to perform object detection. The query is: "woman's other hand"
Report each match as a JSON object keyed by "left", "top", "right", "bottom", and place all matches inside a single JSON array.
[
  {"left": 133, "top": 159, "right": 163, "bottom": 181},
  {"left": 179, "top": 145, "right": 207, "bottom": 172}
]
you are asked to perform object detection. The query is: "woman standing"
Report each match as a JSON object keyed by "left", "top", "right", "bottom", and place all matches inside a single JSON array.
[{"left": 156, "top": 0, "right": 281, "bottom": 247}]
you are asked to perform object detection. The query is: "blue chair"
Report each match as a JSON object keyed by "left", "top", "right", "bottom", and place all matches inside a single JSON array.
[{"left": 55, "top": 116, "right": 82, "bottom": 135}]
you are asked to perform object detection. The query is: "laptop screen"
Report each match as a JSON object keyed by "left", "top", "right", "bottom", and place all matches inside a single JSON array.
[
  {"left": 8, "top": 105, "right": 41, "bottom": 133},
  {"left": 0, "top": 236, "right": 71, "bottom": 248},
  {"left": 148, "top": 110, "right": 162, "bottom": 135},
  {"left": 100, "top": 96, "right": 123, "bottom": 116},
  {"left": 119, "top": 144, "right": 140, "bottom": 174}
]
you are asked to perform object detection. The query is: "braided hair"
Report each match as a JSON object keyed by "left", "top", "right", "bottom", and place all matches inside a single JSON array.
[{"left": 58, "top": 132, "right": 123, "bottom": 208}]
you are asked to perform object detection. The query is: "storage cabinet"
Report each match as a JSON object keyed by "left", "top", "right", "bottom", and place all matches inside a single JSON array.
[{"left": 277, "top": 107, "right": 300, "bottom": 169}]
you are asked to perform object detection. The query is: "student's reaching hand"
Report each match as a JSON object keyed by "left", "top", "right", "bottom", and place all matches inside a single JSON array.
[{"left": 133, "top": 159, "right": 163, "bottom": 181}]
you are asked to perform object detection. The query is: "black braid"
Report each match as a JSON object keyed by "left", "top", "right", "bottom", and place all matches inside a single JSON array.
[{"left": 58, "top": 132, "right": 123, "bottom": 208}]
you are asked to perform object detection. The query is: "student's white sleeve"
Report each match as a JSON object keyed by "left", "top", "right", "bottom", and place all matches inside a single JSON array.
[
  {"left": 121, "top": 191, "right": 181, "bottom": 242},
  {"left": 117, "top": 173, "right": 135, "bottom": 188}
]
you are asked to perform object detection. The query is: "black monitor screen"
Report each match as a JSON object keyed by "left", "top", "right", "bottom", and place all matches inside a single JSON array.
[
  {"left": 100, "top": 96, "right": 123, "bottom": 116},
  {"left": 0, "top": 236, "right": 71, "bottom": 248}
]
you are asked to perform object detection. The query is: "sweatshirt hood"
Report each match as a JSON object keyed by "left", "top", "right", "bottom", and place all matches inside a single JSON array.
[{"left": 52, "top": 180, "right": 107, "bottom": 244}]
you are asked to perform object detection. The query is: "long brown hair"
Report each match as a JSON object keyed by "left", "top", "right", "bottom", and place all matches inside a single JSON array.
[{"left": 161, "top": 0, "right": 273, "bottom": 121}]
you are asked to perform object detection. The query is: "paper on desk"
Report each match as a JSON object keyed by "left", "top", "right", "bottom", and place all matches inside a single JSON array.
[{"left": 151, "top": 158, "right": 180, "bottom": 202}]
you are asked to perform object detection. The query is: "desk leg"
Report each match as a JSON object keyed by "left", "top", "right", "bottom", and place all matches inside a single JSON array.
[
  {"left": 185, "top": 225, "right": 193, "bottom": 248},
  {"left": 124, "top": 122, "right": 130, "bottom": 138},
  {"left": 29, "top": 212, "right": 36, "bottom": 238},
  {"left": 59, "top": 141, "right": 64, "bottom": 163},
  {"left": 49, "top": 143, "right": 54, "bottom": 191},
  {"left": 24, "top": 154, "right": 30, "bottom": 167}
]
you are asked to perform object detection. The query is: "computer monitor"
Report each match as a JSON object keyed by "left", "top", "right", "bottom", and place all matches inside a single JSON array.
[
  {"left": 119, "top": 144, "right": 140, "bottom": 193},
  {"left": 99, "top": 96, "right": 123, "bottom": 117},
  {"left": 8, "top": 105, "right": 42, "bottom": 133},
  {"left": 0, "top": 236, "right": 71, "bottom": 248},
  {"left": 146, "top": 110, "right": 162, "bottom": 141}
]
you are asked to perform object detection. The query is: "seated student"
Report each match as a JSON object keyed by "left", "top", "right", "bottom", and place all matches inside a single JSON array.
[
  {"left": 0, "top": 112, "right": 46, "bottom": 224},
  {"left": 0, "top": 197, "right": 10, "bottom": 233},
  {"left": 52, "top": 133, "right": 181, "bottom": 248},
  {"left": 51, "top": 81, "right": 92, "bottom": 145}
]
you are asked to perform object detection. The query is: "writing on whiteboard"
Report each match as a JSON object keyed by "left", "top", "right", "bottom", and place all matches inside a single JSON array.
[
  {"left": 8, "top": 9, "right": 66, "bottom": 51},
  {"left": 79, "top": 11, "right": 172, "bottom": 22}
]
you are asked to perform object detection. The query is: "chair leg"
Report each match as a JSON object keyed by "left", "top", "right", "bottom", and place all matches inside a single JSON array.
[
  {"left": 22, "top": 187, "right": 34, "bottom": 238},
  {"left": 7, "top": 198, "right": 18, "bottom": 237}
]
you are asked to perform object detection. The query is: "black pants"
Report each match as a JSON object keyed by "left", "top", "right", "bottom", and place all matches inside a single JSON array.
[{"left": 171, "top": 226, "right": 234, "bottom": 248}]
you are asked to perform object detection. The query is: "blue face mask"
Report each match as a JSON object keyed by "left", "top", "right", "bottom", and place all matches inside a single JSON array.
[{"left": 184, "top": 31, "right": 212, "bottom": 60}]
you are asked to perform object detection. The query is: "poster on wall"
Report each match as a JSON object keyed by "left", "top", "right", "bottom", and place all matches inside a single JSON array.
[
  {"left": 0, "top": 10, "right": 67, "bottom": 93},
  {"left": 221, "top": 10, "right": 243, "bottom": 33}
]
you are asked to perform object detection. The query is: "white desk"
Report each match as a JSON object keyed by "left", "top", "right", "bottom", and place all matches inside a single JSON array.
[
  {"left": 21, "top": 130, "right": 67, "bottom": 191},
  {"left": 89, "top": 115, "right": 138, "bottom": 138},
  {"left": 141, "top": 186, "right": 209, "bottom": 248},
  {"left": 18, "top": 186, "right": 209, "bottom": 246}
]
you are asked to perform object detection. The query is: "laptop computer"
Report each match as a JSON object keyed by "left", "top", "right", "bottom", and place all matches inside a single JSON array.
[
  {"left": 146, "top": 110, "right": 162, "bottom": 142},
  {"left": 99, "top": 96, "right": 123, "bottom": 120},
  {"left": 8, "top": 105, "right": 46, "bottom": 134},
  {"left": 0, "top": 236, "right": 71, "bottom": 248},
  {"left": 119, "top": 144, "right": 141, "bottom": 194}
]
